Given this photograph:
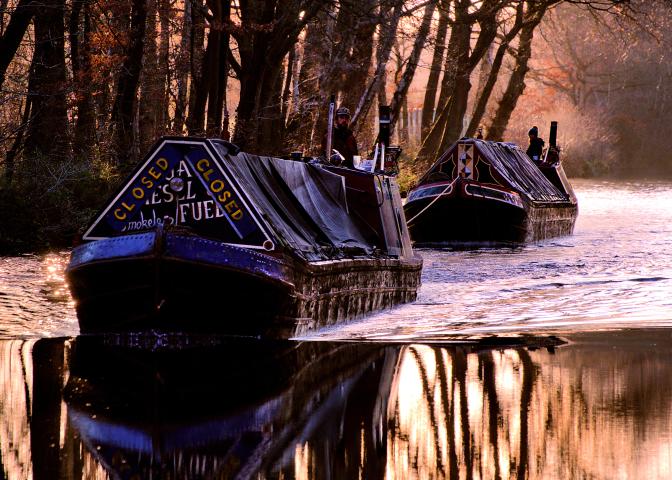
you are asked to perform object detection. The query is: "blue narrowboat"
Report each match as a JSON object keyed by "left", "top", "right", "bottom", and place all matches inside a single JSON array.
[{"left": 66, "top": 137, "right": 421, "bottom": 337}]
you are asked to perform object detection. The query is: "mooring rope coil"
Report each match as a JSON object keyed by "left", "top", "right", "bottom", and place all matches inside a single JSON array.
[{"left": 407, "top": 176, "right": 459, "bottom": 226}]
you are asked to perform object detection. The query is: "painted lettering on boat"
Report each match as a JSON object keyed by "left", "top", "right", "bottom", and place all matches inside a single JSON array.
[
  {"left": 115, "top": 152, "right": 245, "bottom": 233},
  {"left": 120, "top": 199, "right": 227, "bottom": 232},
  {"left": 113, "top": 156, "right": 169, "bottom": 221},
  {"left": 94, "top": 142, "right": 261, "bottom": 243},
  {"left": 194, "top": 157, "right": 244, "bottom": 221}
]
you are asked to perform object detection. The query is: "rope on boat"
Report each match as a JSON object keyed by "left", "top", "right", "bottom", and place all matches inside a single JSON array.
[{"left": 406, "top": 176, "right": 459, "bottom": 226}]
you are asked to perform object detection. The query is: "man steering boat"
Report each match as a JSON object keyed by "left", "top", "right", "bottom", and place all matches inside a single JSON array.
[{"left": 321, "top": 106, "right": 359, "bottom": 168}]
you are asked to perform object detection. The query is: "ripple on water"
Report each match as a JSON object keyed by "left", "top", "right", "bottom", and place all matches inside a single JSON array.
[
  {"left": 0, "top": 253, "right": 78, "bottom": 338},
  {"left": 297, "top": 180, "right": 672, "bottom": 342}
]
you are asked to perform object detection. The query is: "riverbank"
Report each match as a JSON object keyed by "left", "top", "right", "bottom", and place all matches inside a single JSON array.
[{"left": 0, "top": 156, "right": 117, "bottom": 255}]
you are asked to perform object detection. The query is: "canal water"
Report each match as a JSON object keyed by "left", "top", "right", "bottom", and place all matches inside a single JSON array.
[
  {"left": 302, "top": 179, "right": 672, "bottom": 341},
  {"left": 1, "top": 179, "right": 672, "bottom": 479}
]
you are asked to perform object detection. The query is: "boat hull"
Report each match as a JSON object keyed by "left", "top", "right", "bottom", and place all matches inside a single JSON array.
[
  {"left": 405, "top": 138, "right": 578, "bottom": 246},
  {"left": 405, "top": 182, "right": 577, "bottom": 246},
  {"left": 66, "top": 231, "right": 422, "bottom": 337}
]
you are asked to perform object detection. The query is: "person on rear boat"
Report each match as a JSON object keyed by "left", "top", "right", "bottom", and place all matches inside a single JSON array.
[
  {"left": 321, "top": 106, "right": 359, "bottom": 168},
  {"left": 526, "top": 126, "right": 545, "bottom": 162}
]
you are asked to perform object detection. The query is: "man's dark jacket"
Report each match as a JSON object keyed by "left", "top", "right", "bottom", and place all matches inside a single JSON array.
[
  {"left": 526, "top": 137, "right": 545, "bottom": 161},
  {"left": 321, "top": 126, "right": 359, "bottom": 168}
]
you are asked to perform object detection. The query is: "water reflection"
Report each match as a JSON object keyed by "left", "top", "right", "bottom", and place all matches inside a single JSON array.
[{"left": 2, "top": 331, "right": 672, "bottom": 479}]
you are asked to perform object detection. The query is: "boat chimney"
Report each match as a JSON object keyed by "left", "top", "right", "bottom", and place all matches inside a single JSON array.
[
  {"left": 378, "top": 105, "right": 391, "bottom": 147},
  {"left": 549, "top": 121, "right": 558, "bottom": 148}
]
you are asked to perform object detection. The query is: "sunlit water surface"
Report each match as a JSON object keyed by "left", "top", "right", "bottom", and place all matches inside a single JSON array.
[
  {"left": 0, "top": 179, "right": 671, "bottom": 340},
  {"left": 0, "top": 253, "right": 76, "bottom": 338},
  {"left": 302, "top": 179, "right": 672, "bottom": 341}
]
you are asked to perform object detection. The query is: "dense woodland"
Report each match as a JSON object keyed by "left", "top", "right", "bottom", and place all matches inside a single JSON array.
[{"left": 0, "top": 0, "right": 668, "bottom": 252}]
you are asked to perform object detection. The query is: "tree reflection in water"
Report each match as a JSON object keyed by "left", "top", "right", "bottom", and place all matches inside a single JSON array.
[
  {"left": 385, "top": 346, "right": 537, "bottom": 480},
  {"left": 1, "top": 331, "right": 672, "bottom": 479}
]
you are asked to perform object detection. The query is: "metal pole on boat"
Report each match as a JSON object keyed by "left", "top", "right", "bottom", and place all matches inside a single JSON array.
[
  {"left": 378, "top": 105, "right": 391, "bottom": 172},
  {"left": 325, "top": 94, "right": 335, "bottom": 161}
]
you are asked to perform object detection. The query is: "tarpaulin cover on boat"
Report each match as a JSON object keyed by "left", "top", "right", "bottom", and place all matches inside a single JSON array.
[
  {"left": 423, "top": 139, "right": 567, "bottom": 202},
  {"left": 211, "top": 142, "right": 372, "bottom": 260}
]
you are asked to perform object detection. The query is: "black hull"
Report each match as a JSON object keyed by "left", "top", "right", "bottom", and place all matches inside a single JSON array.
[
  {"left": 405, "top": 184, "right": 577, "bottom": 246},
  {"left": 69, "top": 257, "right": 294, "bottom": 336},
  {"left": 406, "top": 195, "right": 528, "bottom": 244},
  {"left": 66, "top": 230, "right": 422, "bottom": 337},
  {"left": 405, "top": 138, "right": 578, "bottom": 246}
]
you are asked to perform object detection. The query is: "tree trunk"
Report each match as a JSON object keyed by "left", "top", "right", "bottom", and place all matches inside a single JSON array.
[
  {"left": 232, "top": 0, "right": 323, "bottom": 152},
  {"left": 158, "top": 0, "right": 170, "bottom": 131},
  {"left": 186, "top": 0, "right": 206, "bottom": 135},
  {"left": 437, "top": 6, "right": 498, "bottom": 152},
  {"left": 173, "top": 0, "right": 192, "bottom": 133},
  {"left": 400, "top": 97, "right": 409, "bottom": 144},
  {"left": 231, "top": 34, "right": 265, "bottom": 149},
  {"left": 4, "top": 95, "right": 31, "bottom": 182},
  {"left": 466, "top": 2, "right": 525, "bottom": 138},
  {"left": 389, "top": 0, "right": 435, "bottom": 131},
  {"left": 415, "top": 3, "right": 470, "bottom": 168},
  {"left": 110, "top": 0, "right": 147, "bottom": 169},
  {"left": 206, "top": 0, "right": 231, "bottom": 137},
  {"left": 415, "top": 0, "right": 502, "bottom": 167},
  {"left": 465, "top": 42, "right": 506, "bottom": 139},
  {"left": 257, "top": 63, "right": 285, "bottom": 152},
  {"left": 128, "top": 0, "right": 169, "bottom": 143},
  {"left": 71, "top": 0, "right": 96, "bottom": 156},
  {"left": 24, "top": 0, "right": 69, "bottom": 158},
  {"left": 350, "top": 0, "right": 404, "bottom": 132},
  {"left": 290, "top": 44, "right": 300, "bottom": 116},
  {"left": 340, "top": 0, "right": 378, "bottom": 116},
  {"left": 210, "top": 25, "right": 230, "bottom": 138},
  {"left": 0, "top": 0, "right": 37, "bottom": 91},
  {"left": 281, "top": 45, "right": 295, "bottom": 126},
  {"left": 138, "top": 0, "right": 158, "bottom": 151},
  {"left": 68, "top": 0, "right": 84, "bottom": 75},
  {"left": 487, "top": 6, "right": 546, "bottom": 141},
  {"left": 473, "top": 44, "right": 494, "bottom": 116},
  {"left": 0, "top": 0, "right": 8, "bottom": 35},
  {"left": 436, "top": 11, "right": 465, "bottom": 114},
  {"left": 415, "top": 99, "right": 449, "bottom": 168},
  {"left": 286, "top": 12, "right": 328, "bottom": 153},
  {"left": 420, "top": 0, "right": 449, "bottom": 142},
  {"left": 312, "top": 0, "right": 376, "bottom": 152}
]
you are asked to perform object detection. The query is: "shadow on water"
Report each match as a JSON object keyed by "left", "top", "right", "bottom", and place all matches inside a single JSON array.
[{"left": 2, "top": 330, "right": 672, "bottom": 479}]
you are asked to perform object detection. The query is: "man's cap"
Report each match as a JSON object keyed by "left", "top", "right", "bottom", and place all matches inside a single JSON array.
[
  {"left": 529, "top": 126, "right": 538, "bottom": 136},
  {"left": 336, "top": 107, "right": 351, "bottom": 117}
]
